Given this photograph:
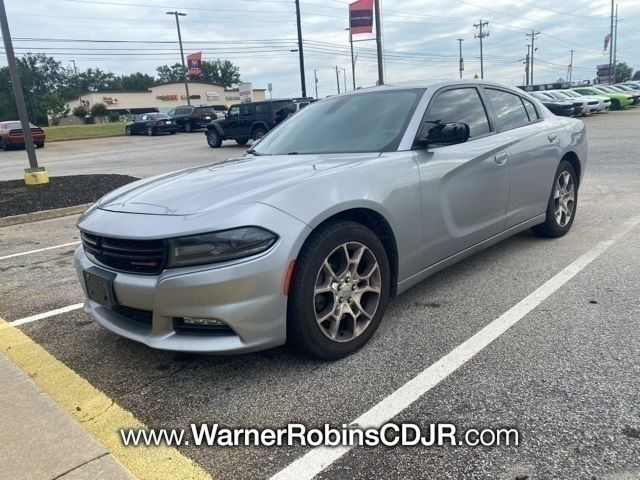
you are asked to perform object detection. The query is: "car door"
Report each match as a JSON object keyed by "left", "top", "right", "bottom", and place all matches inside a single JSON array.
[
  {"left": 414, "top": 86, "right": 511, "bottom": 268},
  {"left": 224, "top": 105, "right": 242, "bottom": 136},
  {"left": 239, "top": 103, "right": 256, "bottom": 136},
  {"left": 134, "top": 115, "right": 148, "bottom": 134},
  {"left": 482, "top": 88, "right": 562, "bottom": 228}
]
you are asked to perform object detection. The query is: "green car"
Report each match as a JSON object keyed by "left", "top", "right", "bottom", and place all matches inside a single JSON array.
[{"left": 572, "top": 86, "right": 631, "bottom": 110}]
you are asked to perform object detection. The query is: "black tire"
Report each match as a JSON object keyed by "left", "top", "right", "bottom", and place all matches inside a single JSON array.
[
  {"left": 252, "top": 126, "right": 267, "bottom": 140},
  {"left": 169, "top": 130, "right": 176, "bottom": 135},
  {"left": 206, "top": 130, "right": 222, "bottom": 148},
  {"left": 610, "top": 99, "right": 621, "bottom": 110},
  {"left": 531, "top": 160, "right": 578, "bottom": 238},
  {"left": 184, "top": 122, "right": 193, "bottom": 133},
  {"left": 235, "top": 138, "right": 249, "bottom": 146},
  {"left": 36, "top": 142, "right": 44, "bottom": 148},
  {"left": 146, "top": 126, "right": 154, "bottom": 136},
  {"left": 125, "top": 126, "right": 132, "bottom": 136},
  {"left": 287, "top": 220, "right": 390, "bottom": 359},
  {"left": 0, "top": 138, "right": 9, "bottom": 151}
]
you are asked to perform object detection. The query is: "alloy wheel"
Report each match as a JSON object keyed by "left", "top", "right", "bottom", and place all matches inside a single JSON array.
[
  {"left": 313, "top": 242, "right": 382, "bottom": 342},
  {"left": 554, "top": 170, "right": 575, "bottom": 227}
]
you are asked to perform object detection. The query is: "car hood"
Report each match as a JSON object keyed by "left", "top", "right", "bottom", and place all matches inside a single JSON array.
[{"left": 97, "top": 153, "right": 380, "bottom": 216}]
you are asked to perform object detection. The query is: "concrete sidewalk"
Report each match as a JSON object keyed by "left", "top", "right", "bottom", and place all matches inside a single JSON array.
[{"left": 0, "top": 353, "right": 133, "bottom": 480}]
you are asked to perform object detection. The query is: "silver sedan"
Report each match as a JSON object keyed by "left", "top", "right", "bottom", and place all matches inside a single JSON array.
[{"left": 74, "top": 80, "right": 587, "bottom": 359}]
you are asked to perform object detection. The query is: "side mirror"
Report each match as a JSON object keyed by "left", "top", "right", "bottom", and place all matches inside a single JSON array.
[{"left": 415, "top": 122, "right": 470, "bottom": 148}]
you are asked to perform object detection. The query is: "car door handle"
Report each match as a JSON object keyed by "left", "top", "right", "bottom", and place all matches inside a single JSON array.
[
  {"left": 548, "top": 133, "right": 558, "bottom": 143},
  {"left": 494, "top": 152, "right": 508, "bottom": 165}
]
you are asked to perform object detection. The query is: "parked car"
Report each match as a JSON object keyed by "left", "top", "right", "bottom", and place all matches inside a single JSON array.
[
  {"left": 74, "top": 80, "right": 586, "bottom": 359},
  {"left": 573, "top": 86, "right": 630, "bottom": 110},
  {"left": 559, "top": 89, "right": 610, "bottom": 112},
  {"left": 544, "top": 90, "right": 599, "bottom": 114},
  {"left": 167, "top": 105, "right": 217, "bottom": 133},
  {"left": 619, "top": 81, "right": 640, "bottom": 90},
  {"left": 529, "top": 91, "right": 575, "bottom": 116},
  {"left": 607, "top": 84, "right": 640, "bottom": 104},
  {"left": 205, "top": 99, "right": 296, "bottom": 147},
  {"left": 0, "top": 121, "right": 45, "bottom": 150},
  {"left": 125, "top": 113, "right": 177, "bottom": 136}
]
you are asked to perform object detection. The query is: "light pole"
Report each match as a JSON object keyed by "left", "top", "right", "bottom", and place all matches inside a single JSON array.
[
  {"left": 335, "top": 66, "right": 341, "bottom": 94},
  {"left": 166, "top": 11, "right": 190, "bottom": 106},
  {"left": 314, "top": 69, "right": 319, "bottom": 99},
  {"left": 294, "top": 0, "right": 307, "bottom": 97},
  {"left": 0, "top": 0, "right": 45, "bottom": 184},
  {"left": 457, "top": 38, "right": 464, "bottom": 79}
]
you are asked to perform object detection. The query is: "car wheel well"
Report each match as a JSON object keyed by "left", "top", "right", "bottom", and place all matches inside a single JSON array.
[
  {"left": 562, "top": 152, "right": 581, "bottom": 186},
  {"left": 307, "top": 209, "right": 399, "bottom": 297}
]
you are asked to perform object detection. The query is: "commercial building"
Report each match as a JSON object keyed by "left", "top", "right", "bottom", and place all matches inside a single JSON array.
[{"left": 64, "top": 81, "right": 266, "bottom": 121}]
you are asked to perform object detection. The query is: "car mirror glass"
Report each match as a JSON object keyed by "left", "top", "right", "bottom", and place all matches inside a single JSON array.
[{"left": 415, "top": 121, "right": 470, "bottom": 148}]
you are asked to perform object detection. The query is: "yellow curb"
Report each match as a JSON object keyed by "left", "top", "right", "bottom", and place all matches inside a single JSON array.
[{"left": 0, "top": 316, "right": 212, "bottom": 480}]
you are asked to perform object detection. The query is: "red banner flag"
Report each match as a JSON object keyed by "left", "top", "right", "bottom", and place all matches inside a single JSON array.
[
  {"left": 349, "top": 0, "right": 374, "bottom": 35},
  {"left": 187, "top": 52, "right": 202, "bottom": 77},
  {"left": 603, "top": 33, "right": 612, "bottom": 52}
]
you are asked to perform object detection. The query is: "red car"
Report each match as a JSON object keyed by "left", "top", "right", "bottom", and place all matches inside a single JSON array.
[{"left": 0, "top": 121, "right": 46, "bottom": 150}]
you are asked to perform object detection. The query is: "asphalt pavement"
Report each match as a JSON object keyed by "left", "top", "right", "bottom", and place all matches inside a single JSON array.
[{"left": 0, "top": 110, "right": 639, "bottom": 480}]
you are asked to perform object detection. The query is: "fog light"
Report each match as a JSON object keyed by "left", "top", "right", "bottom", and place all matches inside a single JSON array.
[{"left": 182, "top": 317, "right": 226, "bottom": 326}]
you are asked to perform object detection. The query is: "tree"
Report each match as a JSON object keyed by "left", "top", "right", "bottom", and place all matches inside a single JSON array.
[
  {"left": 90, "top": 102, "right": 108, "bottom": 117},
  {"left": 632, "top": 70, "right": 640, "bottom": 81},
  {"left": 77, "top": 68, "right": 117, "bottom": 92},
  {"left": 615, "top": 62, "right": 633, "bottom": 83},
  {"left": 119, "top": 72, "right": 155, "bottom": 90},
  {"left": 197, "top": 59, "right": 241, "bottom": 87},
  {"left": 156, "top": 63, "right": 186, "bottom": 84},
  {"left": 72, "top": 105, "right": 88, "bottom": 123},
  {"left": 41, "top": 93, "right": 69, "bottom": 125}
]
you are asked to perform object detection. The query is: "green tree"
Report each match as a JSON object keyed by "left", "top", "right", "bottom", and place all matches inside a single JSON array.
[
  {"left": 77, "top": 68, "right": 117, "bottom": 92},
  {"left": 41, "top": 93, "right": 69, "bottom": 125},
  {"left": 72, "top": 105, "right": 88, "bottom": 123},
  {"left": 198, "top": 59, "right": 241, "bottom": 87},
  {"left": 615, "top": 62, "right": 633, "bottom": 83},
  {"left": 632, "top": 70, "right": 640, "bottom": 81},
  {"left": 90, "top": 102, "right": 108, "bottom": 117},
  {"left": 119, "top": 72, "right": 155, "bottom": 90},
  {"left": 156, "top": 63, "right": 186, "bottom": 84}
]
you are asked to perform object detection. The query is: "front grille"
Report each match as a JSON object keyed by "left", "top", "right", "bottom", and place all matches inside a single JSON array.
[
  {"left": 588, "top": 101, "right": 598, "bottom": 105},
  {"left": 82, "top": 232, "right": 166, "bottom": 274},
  {"left": 173, "top": 318, "right": 236, "bottom": 336}
]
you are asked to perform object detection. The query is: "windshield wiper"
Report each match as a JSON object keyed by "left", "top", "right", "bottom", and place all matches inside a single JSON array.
[{"left": 246, "top": 148, "right": 262, "bottom": 156}]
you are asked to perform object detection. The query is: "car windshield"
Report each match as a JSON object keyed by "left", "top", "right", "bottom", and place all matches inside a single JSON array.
[
  {"left": 548, "top": 92, "right": 568, "bottom": 99},
  {"left": 149, "top": 114, "right": 170, "bottom": 119},
  {"left": 252, "top": 89, "right": 424, "bottom": 155},
  {"left": 532, "top": 92, "right": 553, "bottom": 100},
  {"left": 563, "top": 91, "right": 580, "bottom": 97},
  {"left": 195, "top": 107, "right": 216, "bottom": 114}
]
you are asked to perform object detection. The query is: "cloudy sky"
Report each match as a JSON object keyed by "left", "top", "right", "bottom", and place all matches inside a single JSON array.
[{"left": 2, "top": 0, "right": 640, "bottom": 98}]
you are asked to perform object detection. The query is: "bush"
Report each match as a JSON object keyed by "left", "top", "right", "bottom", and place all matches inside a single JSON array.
[
  {"left": 72, "top": 105, "right": 87, "bottom": 118},
  {"left": 89, "top": 102, "right": 109, "bottom": 117}
]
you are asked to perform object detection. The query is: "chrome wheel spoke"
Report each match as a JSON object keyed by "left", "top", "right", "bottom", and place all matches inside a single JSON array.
[{"left": 553, "top": 170, "right": 575, "bottom": 228}]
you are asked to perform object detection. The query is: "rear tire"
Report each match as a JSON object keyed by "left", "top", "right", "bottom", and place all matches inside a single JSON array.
[
  {"left": 125, "top": 126, "right": 132, "bottom": 136},
  {"left": 252, "top": 126, "right": 267, "bottom": 140},
  {"left": 0, "top": 138, "right": 9, "bottom": 151},
  {"left": 146, "top": 126, "right": 154, "bottom": 136},
  {"left": 36, "top": 142, "right": 44, "bottom": 148},
  {"left": 169, "top": 130, "right": 176, "bottom": 135},
  {"left": 184, "top": 122, "right": 193, "bottom": 133},
  {"left": 531, "top": 160, "right": 578, "bottom": 238},
  {"left": 287, "top": 220, "right": 390, "bottom": 359},
  {"left": 206, "top": 130, "right": 222, "bottom": 148},
  {"left": 236, "top": 138, "right": 249, "bottom": 146}
]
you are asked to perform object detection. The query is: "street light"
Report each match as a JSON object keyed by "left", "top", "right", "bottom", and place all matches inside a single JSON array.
[{"left": 166, "top": 11, "right": 190, "bottom": 106}]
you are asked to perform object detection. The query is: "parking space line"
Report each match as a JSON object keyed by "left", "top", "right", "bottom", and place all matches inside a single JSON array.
[
  {"left": 9, "top": 303, "right": 85, "bottom": 327},
  {"left": 0, "top": 241, "right": 80, "bottom": 260},
  {"left": 271, "top": 216, "right": 640, "bottom": 480},
  {"left": 0, "top": 315, "right": 212, "bottom": 480}
]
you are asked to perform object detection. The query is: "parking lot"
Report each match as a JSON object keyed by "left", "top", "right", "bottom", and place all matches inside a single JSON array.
[{"left": 1, "top": 109, "right": 640, "bottom": 479}]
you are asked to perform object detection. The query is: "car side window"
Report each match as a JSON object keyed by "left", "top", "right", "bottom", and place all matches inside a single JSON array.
[
  {"left": 228, "top": 106, "right": 240, "bottom": 118},
  {"left": 425, "top": 87, "right": 491, "bottom": 139},
  {"left": 167, "top": 110, "right": 175, "bottom": 116},
  {"left": 522, "top": 98, "right": 539, "bottom": 122},
  {"left": 240, "top": 104, "right": 255, "bottom": 116},
  {"left": 485, "top": 89, "right": 530, "bottom": 131}
]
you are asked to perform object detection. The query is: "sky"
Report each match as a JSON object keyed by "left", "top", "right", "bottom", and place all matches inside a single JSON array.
[{"left": 2, "top": 0, "right": 640, "bottom": 98}]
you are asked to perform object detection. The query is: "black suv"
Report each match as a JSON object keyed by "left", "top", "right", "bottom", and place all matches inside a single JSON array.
[
  {"left": 168, "top": 105, "right": 217, "bottom": 133},
  {"left": 205, "top": 99, "right": 295, "bottom": 148}
]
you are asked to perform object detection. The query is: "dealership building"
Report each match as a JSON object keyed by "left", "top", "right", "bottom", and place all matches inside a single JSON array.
[{"left": 64, "top": 81, "right": 266, "bottom": 120}]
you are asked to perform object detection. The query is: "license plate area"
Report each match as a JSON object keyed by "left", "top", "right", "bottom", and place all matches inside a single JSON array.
[{"left": 83, "top": 267, "right": 117, "bottom": 308}]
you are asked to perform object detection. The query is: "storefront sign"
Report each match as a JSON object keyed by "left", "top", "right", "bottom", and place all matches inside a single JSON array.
[
  {"left": 239, "top": 83, "right": 253, "bottom": 103},
  {"left": 103, "top": 96, "right": 118, "bottom": 104},
  {"left": 157, "top": 95, "right": 178, "bottom": 101},
  {"left": 207, "top": 91, "right": 220, "bottom": 100}
]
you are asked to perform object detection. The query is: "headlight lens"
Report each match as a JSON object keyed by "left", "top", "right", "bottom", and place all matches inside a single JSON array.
[{"left": 167, "top": 227, "right": 278, "bottom": 268}]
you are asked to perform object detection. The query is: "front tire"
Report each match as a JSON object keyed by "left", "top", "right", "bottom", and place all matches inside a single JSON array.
[
  {"left": 184, "top": 122, "right": 193, "bottom": 133},
  {"left": 0, "top": 138, "right": 9, "bottom": 151},
  {"left": 287, "top": 220, "right": 390, "bottom": 359},
  {"left": 146, "top": 126, "right": 154, "bottom": 136},
  {"left": 206, "top": 130, "right": 222, "bottom": 148},
  {"left": 36, "top": 142, "right": 44, "bottom": 148},
  {"left": 532, "top": 160, "right": 578, "bottom": 238},
  {"left": 252, "top": 126, "right": 267, "bottom": 140},
  {"left": 236, "top": 138, "right": 249, "bottom": 146}
]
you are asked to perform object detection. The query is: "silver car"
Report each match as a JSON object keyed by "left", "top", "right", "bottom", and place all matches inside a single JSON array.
[{"left": 75, "top": 80, "right": 587, "bottom": 359}]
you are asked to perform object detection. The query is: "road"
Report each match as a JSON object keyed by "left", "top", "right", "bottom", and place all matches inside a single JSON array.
[
  {"left": 0, "top": 133, "right": 247, "bottom": 181},
  {"left": 1, "top": 110, "right": 639, "bottom": 480}
]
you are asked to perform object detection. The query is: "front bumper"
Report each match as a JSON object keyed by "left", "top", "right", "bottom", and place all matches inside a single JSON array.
[{"left": 74, "top": 204, "right": 311, "bottom": 354}]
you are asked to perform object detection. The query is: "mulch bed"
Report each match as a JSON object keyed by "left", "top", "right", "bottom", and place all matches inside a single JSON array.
[{"left": 0, "top": 174, "right": 138, "bottom": 218}]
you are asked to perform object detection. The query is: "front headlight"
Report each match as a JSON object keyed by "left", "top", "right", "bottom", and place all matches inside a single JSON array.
[{"left": 167, "top": 227, "right": 278, "bottom": 268}]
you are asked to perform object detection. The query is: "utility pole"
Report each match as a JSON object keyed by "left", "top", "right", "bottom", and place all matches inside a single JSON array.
[
  {"left": 0, "top": 0, "right": 41, "bottom": 176},
  {"left": 374, "top": 0, "right": 384, "bottom": 85},
  {"left": 457, "top": 38, "right": 464, "bottom": 79},
  {"left": 343, "top": 68, "right": 347, "bottom": 92},
  {"left": 613, "top": 3, "right": 619, "bottom": 83},
  {"left": 314, "top": 69, "right": 319, "bottom": 99},
  {"left": 526, "top": 30, "right": 540, "bottom": 85},
  {"left": 474, "top": 20, "right": 489, "bottom": 79},
  {"left": 294, "top": 0, "right": 307, "bottom": 97},
  {"left": 569, "top": 49, "right": 574, "bottom": 83},
  {"left": 525, "top": 45, "right": 530, "bottom": 85},
  {"left": 349, "top": 31, "right": 356, "bottom": 90},
  {"left": 608, "top": 0, "right": 614, "bottom": 84},
  {"left": 335, "top": 66, "right": 341, "bottom": 94},
  {"left": 166, "top": 11, "right": 190, "bottom": 106}
]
